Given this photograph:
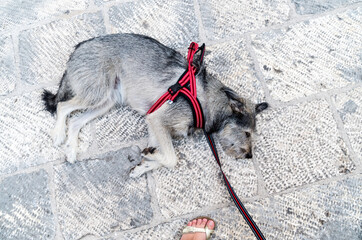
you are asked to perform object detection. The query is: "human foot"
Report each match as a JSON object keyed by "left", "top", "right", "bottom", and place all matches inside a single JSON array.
[{"left": 181, "top": 217, "right": 215, "bottom": 240}]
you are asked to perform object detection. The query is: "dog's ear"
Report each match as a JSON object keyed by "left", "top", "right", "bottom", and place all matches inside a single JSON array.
[
  {"left": 222, "top": 87, "right": 245, "bottom": 113},
  {"left": 255, "top": 102, "right": 268, "bottom": 114},
  {"left": 193, "top": 44, "right": 206, "bottom": 74}
]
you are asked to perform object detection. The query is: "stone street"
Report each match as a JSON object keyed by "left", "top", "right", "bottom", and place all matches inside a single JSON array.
[{"left": 0, "top": 0, "right": 361, "bottom": 239}]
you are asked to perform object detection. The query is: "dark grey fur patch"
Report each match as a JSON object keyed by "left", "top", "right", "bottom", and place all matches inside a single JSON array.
[
  {"left": 233, "top": 112, "right": 254, "bottom": 129},
  {"left": 41, "top": 89, "right": 57, "bottom": 114},
  {"left": 255, "top": 102, "right": 269, "bottom": 113},
  {"left": 222, "top": 86, "right": 240, "bottom": 101},
  {"left": 74, "top": 37, "right": 96, "bottom": 51},
  {"left": 207, "top": 111, "right": 229, "bottom": 133}
]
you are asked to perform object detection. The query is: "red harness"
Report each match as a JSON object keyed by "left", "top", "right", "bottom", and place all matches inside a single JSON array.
[
  {"left": 147, "top": 42, "right": 205, "bottom": 128},
  {"left": 146, "top": 43, "right": 266, "bottom": 240}
]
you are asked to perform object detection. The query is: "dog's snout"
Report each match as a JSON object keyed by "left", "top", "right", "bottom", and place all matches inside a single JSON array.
[{"left": 245, "top": 153, "right": 252, "bottom": 159}]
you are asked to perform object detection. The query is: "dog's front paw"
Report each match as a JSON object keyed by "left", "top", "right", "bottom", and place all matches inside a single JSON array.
[
  {"left": 51, "top": 129, "right": 66, "bottom": 146},
  {"left": 129, "top": 160, "right": 162, "bottom": 178},
  {"left": 129, "top": 165, "right": 147, "bottom": 178}
]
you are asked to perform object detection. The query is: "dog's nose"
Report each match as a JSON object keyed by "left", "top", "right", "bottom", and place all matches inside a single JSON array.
[{"left": 245, "top": 153, "right": 252, "bottom": 159}]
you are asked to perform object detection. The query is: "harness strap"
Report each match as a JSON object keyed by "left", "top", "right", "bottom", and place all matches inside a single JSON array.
[
  {"left": 147, "top": 42, "right": 266, "bottom": 240},
  {"left": 147, "top": 42, "right": 204, "bottom": 128}
]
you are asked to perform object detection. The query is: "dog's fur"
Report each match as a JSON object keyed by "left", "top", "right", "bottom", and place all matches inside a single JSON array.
[{"left": 42, "top": 33, "right": 268, "bottom": 177}]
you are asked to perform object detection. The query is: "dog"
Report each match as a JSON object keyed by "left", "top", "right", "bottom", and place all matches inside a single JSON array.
[{"left": 42, "top": 33, "right": 268, "bottom": 177}]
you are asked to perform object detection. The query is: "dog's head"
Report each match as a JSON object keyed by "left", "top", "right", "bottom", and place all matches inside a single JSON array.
[{"left": 216, "top": 87, "right": 268, "bottom": 159}]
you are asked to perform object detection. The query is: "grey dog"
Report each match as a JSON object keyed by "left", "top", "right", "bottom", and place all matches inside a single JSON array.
[{"left": 42, "top": 33, "right": 268, "bottom": 178}]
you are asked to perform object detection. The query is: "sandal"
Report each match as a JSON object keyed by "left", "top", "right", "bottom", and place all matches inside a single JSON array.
[{"left": 182, "top": 217, "right": 215, "bottom": 239}]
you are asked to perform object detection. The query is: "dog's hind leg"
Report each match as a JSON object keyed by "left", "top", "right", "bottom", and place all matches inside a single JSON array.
[
  {"left": 65, "top": 100, "right": 115, "bottom": 163},
  {"left": 52, "top": 98, "right": 85, "bottom": 146}
]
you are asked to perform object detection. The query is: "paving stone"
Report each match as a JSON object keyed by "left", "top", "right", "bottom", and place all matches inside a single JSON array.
[
  {"left": 19, "top": 11, "right": 105, "bottom": 85},
  {"left": 334, "top": 87, "right": 362, "bottom": 163},
  {"left": 0, "top": 36, "right": 16, "bottom": 95},
  {"left": 204, "top": 40, "right": 265, "bottom": 103},
  {"left": 53, "top": 146, "right": 153, "bottom": 239},
  {"left": 0, "top": 88, "right": 92, "bottom": 175},
  {"left": 153, "top": 133, "right": 258, "bottom": 218},
  {"left": 270, "top": 176, "right": 361, "bottom": 240},
  {"left": 254, "top": 99, "right": 355, "bottom": 193},
  {"left": 292, "top": 0, "right": 362, "bottom": 15},
  {"left": 119, "top": 219, "right": 186, "bottom": 239},
  {"left": 0, "top": 0, "right": 91, "bottom": 32},
  {"left": 252, "top": 8, "right": 362, "bottom": 102},
  {"left": 198, "top": 0, "right": 290, "bottom": 41},
  {"left": 95, "top": 105, "right": 148, "bottom": 152},
  {"left": 108, "top": 0, "right": 199, "bottom": 49},
  {"left": 0, "top": 170, "right": 54, "bottom": 240}
]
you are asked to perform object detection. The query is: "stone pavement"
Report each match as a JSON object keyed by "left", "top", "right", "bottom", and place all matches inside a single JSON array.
[{"left": 0, "top": 0, "right": 361, "bottom": 239}]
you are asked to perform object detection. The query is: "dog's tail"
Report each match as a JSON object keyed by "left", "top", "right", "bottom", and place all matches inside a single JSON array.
[
  {"left": 42, "top": 71, "right": 73, "bottom": 115},
  {"left": 42, "top": 89, "right": 57, "bottom": 114}
]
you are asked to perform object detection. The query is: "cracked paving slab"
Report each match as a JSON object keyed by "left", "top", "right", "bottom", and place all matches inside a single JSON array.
[
  {"left": 19, "top": 11, "right": 105, "bottom": 85},
  {"left": 0, "top": 0, "right": 91, "bottom": 32},
  {"left": 0, "top": 170, "right": 54, "bottom": 240},
  {"left": 152, "top": 133, "right": 258, "bottom": 218},
  {"left": 198, "top": 0, "right": 290, "bottom": 41},
  {"left": 53, "top": 146, "right": 153, "bottom": 240},
  {"left": 254, "top": 99, "right": 355, "bottom": 193},
  {"left": 107, "top": 0, "right": 199, "bottom": 49},
  {"left": 334, "top": 87, "right": 362, "bottom": 164},
  {"left": 0, "top": 36, "right": 16, "bottom": 95},
  {"left": 252, "top": 7, "right": 362, "bottom": 102},
  {"left": 0, "top": 88, "right": 92, "bottom": 175},
  {"left": 204, "top": 39, "right": 265, "bottom": 103},
  {"left": 118, "top": 174, "right": 361, "bottom": 240}
]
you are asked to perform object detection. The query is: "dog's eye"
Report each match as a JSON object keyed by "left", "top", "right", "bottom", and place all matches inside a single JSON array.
[{"left": 245, "top": 132, "right": 251, "bottom": 138}]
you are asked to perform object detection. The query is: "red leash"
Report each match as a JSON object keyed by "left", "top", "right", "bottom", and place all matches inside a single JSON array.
[{"left": 147, "top": 43, "right": 266, "bottom": 240}]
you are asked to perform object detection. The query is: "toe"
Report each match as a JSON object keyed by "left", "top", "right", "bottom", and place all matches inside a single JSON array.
[
  {"left": 187, "top": 221, "right": 192, "bottom": 227},
  {"left": 206, "top": 219, "right": 215, "bottom": 230},
  {"left": 191, "top": 219, "right": 197, "bottom": 227},
  {"left": 196, "top": 218, "right": 204, "bottom": 228},
  {"left": 201, "top": 218, "right": 208, "bottom": 228}
]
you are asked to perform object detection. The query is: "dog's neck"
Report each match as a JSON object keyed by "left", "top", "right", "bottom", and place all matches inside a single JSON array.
[{"left": 197, "top": 72, "right": 231, "bottom": 133}]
